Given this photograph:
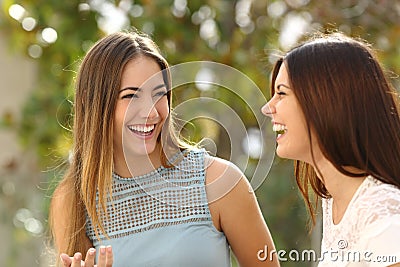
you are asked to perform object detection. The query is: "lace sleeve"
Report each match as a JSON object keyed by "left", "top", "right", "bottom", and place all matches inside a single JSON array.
[{"left": 358, "top": 215, "right": 400, "bottom": 267}]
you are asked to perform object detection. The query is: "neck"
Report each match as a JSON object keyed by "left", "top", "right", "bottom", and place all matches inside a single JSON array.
[
  {"left": 313, "top": 158, "right": 366, "bottom": 224},
  {"left": 113, "top": 145, "right": 163, "bottom": 178}
]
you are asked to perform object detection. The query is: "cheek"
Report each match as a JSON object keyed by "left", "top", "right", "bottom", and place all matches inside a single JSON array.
[
  {"left": 157, "top": 98, "right": 170, "bottom": 120},
  {"left": 114, "top": 105, "right": 126, "bottom": 125},
  {"left": 113, "top": 103, "right": 128, "bottom": 136},
  {"left": 293, "top": 119, "right": 311, "bottom": 149}
]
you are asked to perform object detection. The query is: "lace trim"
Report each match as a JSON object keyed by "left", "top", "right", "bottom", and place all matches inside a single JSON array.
[
  {"left": 98, "top": 217, "right": 211, "bottom": 241},
  {"left": 112, "top": 167, "right": 165, "bottom": 181},
  {"left": 110, "top": 179, "right": 204, "bottom": 202},
  {"left": 111, "top": 149, "right": 191, "bottom": 181}
]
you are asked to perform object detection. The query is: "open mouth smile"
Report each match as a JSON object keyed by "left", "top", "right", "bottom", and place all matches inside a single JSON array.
[
  {"left": 272, "top": 123, "right": 287, "bottom": 136},
  {"left": 128, "top": 124, "right": 156, "bottom": 137}
]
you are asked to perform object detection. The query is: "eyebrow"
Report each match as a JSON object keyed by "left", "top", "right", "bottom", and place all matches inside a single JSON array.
[
  {"left": 119, "top": 83, "right": 166, "bottom": 93},
  {"left": 276, "top": 84, "right": 291, "bottom": 90}
]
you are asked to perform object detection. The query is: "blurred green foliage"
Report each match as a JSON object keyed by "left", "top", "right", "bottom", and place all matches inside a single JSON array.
[{"left": 1, "top": 0, "right": 399, "bottom": 266}]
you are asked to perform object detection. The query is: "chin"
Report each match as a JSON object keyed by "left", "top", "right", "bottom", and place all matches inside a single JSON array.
[
  {"left": 276, "top": 148, "right": 298, "bottom": 161},
  {"left": 276, "top": 147, "right": 287, "bottom": 159}
]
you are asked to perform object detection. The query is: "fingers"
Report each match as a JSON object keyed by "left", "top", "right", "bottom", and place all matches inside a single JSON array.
[
  {"left": 60, "top": 246, "right": 113, "bottom": 267},
  {"left": 105, "top": 246, "right": 113, "bottom": 267},
  {"left": 84, "top": 248, "right": 96, "bottom": 267},
  {"left": 71, "top": 252, "right": 82, "bottom": 267},
  {"left": 96, "top": 246, "right": 113, "bottom": 267},
  {"left": 60, "top": 253, "right": 72, "bottom": 267}
]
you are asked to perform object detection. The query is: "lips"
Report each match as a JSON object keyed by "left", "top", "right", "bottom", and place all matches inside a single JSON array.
[{"left": 128, "top": 124, "right": 156, "bottom": 136}]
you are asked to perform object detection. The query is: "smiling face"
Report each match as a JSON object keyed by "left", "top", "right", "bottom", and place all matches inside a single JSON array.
[
  {"left": 113, "top": 56, "right": 169, "bottom": 168},
  {"left": 261, "top": 62, "right": 316, "bottom": 163}
]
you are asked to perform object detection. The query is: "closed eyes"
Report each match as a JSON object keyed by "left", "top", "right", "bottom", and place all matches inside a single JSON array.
[
  {"left": 121, "top": 91, "right": 167, "bottom": 100},
  {"left": 122, "top": 93, "right": 138, "bottom": 99},
  {"left": 154, "top": 91, "right": 168, "bottom": 97},
  {"left": 119, "top": 84, "right": 168, "bottom": 100}
]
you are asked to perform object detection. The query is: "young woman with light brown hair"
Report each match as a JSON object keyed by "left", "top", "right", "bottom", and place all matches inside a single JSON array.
[
  {"left": 262, "top": 32, "right": 400, "bottom": 266},
  {"left": 50, "top": 30, "right": 279, "bottom": 267}
]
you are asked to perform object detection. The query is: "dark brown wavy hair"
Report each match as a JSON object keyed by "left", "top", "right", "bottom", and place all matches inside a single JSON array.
[{"left": 270, "top": 32, "right": 400, "bottom": 224}]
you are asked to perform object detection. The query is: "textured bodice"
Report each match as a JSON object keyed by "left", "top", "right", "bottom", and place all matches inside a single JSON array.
[
  {"left": 319, "top": 176, "right": 400, "bottom": 266},
  {"left": 86, "top": 149, "right": 231, "bottom": 267}
]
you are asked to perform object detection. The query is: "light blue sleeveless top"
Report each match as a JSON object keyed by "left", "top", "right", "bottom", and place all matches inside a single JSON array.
[{"left": 86, "top": 149, "right": 231, "bottom": 267}]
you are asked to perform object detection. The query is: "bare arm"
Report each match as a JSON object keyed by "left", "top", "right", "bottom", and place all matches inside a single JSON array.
[
  {"left": 206, "top": 157, "right": 280, "bottom": 267},
  {"left": 51, "top": 184, "right": 102, "bottom": 267},
  {"left": 51, "top": 185, "right": 114, "bottom": 266},
  {"left": 50, "top": 184, "right": 93, "bottom": 254}
]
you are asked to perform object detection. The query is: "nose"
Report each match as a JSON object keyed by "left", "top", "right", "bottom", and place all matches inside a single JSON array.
[
  {"left": 139, "top": 98, "right": 159, "bottom": 120},
  {"left": 261, "top": 100, "right": 275, "bottom": 118}
]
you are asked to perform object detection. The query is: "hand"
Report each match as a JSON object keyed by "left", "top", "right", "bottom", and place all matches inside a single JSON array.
[{"left": 60, "top": 246, "right": 113, "bottom": 267}]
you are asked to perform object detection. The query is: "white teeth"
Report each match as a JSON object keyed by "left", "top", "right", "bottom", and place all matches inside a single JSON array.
[
  {"left": 128, "top": 125, "right": 155, "bottom": 133},
  {"left": 272, "top": 123, "right": 287, "bottom": 133}
]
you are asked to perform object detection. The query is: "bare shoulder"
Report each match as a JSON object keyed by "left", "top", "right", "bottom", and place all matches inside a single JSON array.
[
  {"left": 50, "top": 181, "right": 73, "bottom": 214},
  {"left": 204, "top": 156, "right": 242, "bottom": 177},
  {"left": 204, "top": 155, "right": 280, "bottom": 266},
  {"left": 204, "top": 155, "right": 251, "bottom": 202}
]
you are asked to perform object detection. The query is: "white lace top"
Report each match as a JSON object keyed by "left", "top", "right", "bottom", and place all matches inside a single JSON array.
[{"left": 319, "top": 176, "right": 400, "bottom": 266}]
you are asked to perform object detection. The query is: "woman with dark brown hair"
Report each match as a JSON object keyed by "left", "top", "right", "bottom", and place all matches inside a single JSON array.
[
  {"left": 50, "top": 30, "right": 279, "bottom": 267},
  {"left": 262, "top": 32, "right": 400, "bottom": 266}
]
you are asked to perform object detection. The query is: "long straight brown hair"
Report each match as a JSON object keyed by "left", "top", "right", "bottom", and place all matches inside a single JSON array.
[
  {"left": 49, "top": 30, "right": 191, "bottom": 258},
  {"left": 270, "top": 33, "right": 400, "bottom": 224}
]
